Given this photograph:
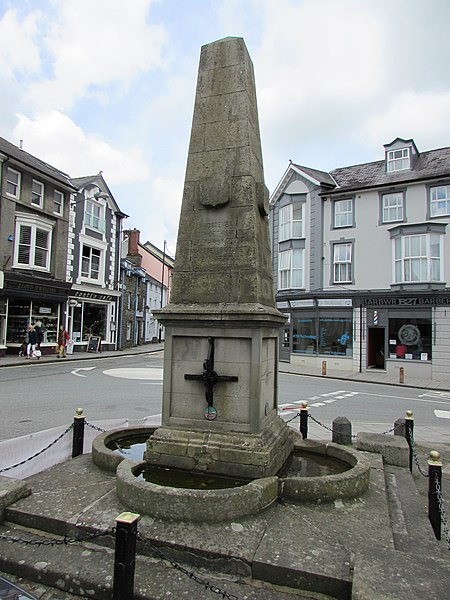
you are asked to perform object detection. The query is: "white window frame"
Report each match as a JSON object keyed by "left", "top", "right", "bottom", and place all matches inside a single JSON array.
[
  {"left": 394, "top": 233, "right": 442, "bottom": 283},
  {"left": 430, "top": 185, "right": 450, "bottom": 217},
  {"left": 382, "top": 192, "right": 404, "bottom": 223},
  {"left": 81, "top": 245, "right": 101, "bottom": 281},
  {"left": 333, "top": 243, "right": 352, "bottom": 284},
  {"left": 77, "top": 234, "right": 107, "bottom": 285},
  {"left": 333, "top": 199, "right": 353, "bottom": 228},
  {"left": 84, "top": 200, "right": 105, "bottom": 233},
  {"left": 6, "top": 167, "right": 21, "bottom": 198},
  {"left": 31, "top": 180, "right": 44, "bottom": 208},
  {"left": 13, "top": 213, "right": 53, "bottom": 271},
  {"left": 278, "top": 249, "right": 304, "bottom": 290},
  {"left": 54, "top": 190, "right": 64, "bottom": 215},
  {"left": 279, "top": 204, "right": 303, "bottom": 241},
  {"left": 387, "top": 148, "right": 410, "bottom": 172}
]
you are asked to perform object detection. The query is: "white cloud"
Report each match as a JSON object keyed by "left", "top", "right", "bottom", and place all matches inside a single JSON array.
[
  {"left": 0, "top": 8, "right": 42, "bottom": 76},
  {"left": 13, "top": 110, "right": 150, "bottom": 184},
  {"left": 359, "top": 91, "right": 450, "bottom": 154},
  {"left": 26, "top": 0, "right": 167, "bottom": 111}
]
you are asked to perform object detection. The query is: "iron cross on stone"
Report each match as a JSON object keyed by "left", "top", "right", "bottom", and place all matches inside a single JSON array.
[{"left": 184, "top": 337, "right": 238, "bottom": 420}]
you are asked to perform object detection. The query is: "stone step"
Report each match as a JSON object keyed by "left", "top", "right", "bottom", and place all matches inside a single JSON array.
[
  {"left": 384, "top": 464, "right": 448, "bottom": 557},
  {"left": 0, "top": 522, "right": 333, "bottom": 600}
]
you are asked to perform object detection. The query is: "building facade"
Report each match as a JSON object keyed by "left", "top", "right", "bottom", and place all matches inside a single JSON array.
[
  {"left": 119, "top": 229, "right": 173, "bottom": 349},
  {"left": 270, "top": 138, "right": 450, "bottom": 381},
  {"left": 67, "top": 174, "right": 127, "bottom": 351},
  {"left": 0, "top": 137, "right": 74, "bottom": 356}
]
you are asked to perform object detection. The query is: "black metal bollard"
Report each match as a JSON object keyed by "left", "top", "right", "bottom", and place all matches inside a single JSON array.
[
  {"left": 428, "top": 451, "right": 442, "bottom": 541},
  {"left": 300, "top": 402, "right": 308, "bottom": 439},
  {"left": 72, "top": 408, "right": 85, "bottom": 458},
  {"left": 113, "top": 512, "right": 140, "bottom": 600},
  {"left": 405, "top": 410, "right": 414, "bottom": 473}
]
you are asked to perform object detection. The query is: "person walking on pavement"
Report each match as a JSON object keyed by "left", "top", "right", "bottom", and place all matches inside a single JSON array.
[
  {"left": 26, "top": 325, "right": 39, "bottom": 359},
  {"left": 57, "top": 325, "right": 70, "bottom": 358}
]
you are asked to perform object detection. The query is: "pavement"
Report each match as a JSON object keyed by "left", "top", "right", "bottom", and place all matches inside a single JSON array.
[{"left": 1, "top": 343, "right": 450, "bottom": 599}]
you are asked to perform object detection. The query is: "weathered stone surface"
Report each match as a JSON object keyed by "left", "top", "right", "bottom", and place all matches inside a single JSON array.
[{"left": 357, "top": 432, "right": 409, "bottom": 467}]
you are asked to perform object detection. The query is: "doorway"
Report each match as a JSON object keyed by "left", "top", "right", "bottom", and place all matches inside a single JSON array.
[{"left": 367, "top": 327, "right": 385, "bottom": 369}]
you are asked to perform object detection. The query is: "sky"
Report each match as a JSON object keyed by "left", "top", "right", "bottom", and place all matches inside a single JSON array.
[{"left": 1, "top": 0, "right": 449, "bottom": 256}]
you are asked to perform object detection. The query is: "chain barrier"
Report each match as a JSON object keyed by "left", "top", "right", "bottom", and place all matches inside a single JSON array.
[
  {"left": 0, "top": 527, "right": 115, "bottom": 547},
  {"left": 136, "top": 531, "right": 239, "bottom": 600},
  {"left": 85, "top": 421, "right": 106, "bottom": 433},
  {"left": 434, "top": 474, "right": 450, "bottom": 550},
  {"left": 406, "top": 430, "right": 429, "bottom": 478},
  {"left": 0, "top": 424, "right": 74, "bottom": 474},
  {"left": 285, "top": 412, "right": 300, "bottom": 424},
  {"left": 308, "top": 414, "right": 333, "bottom": 433}
]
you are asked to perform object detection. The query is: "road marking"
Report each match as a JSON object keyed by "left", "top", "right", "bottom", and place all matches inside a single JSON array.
[
  {"left": 435, "top": 410, "right": 450, "bottom": 419},
  {"left": 102, "top": 367, "right": 163, "bottom": 381},
  {"left": 71, "top": 367, "right": 96, "bottom": 378}
]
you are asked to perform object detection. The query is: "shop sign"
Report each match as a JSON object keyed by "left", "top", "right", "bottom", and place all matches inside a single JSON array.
[
  {"left": 317, "top": 299, "right": 352, "bottom": 307},
  {"left": 39, "top": 307, "right": 52, "bottom": 314},
  {"left": 276, "top": 301, "right": 290, "bottom": 309},
  {"left": 73, "top": 290, "right": 113, "bottom": 301},
  {"left": 290, "top": 299, "right": 314, "bottom": 307},
  {"left": 362, "top": 296, "right": 450, "bottom": 307}
]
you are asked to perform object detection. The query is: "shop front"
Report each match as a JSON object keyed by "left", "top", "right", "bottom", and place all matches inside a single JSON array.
[
  {"left": 68, "top": 288, "right": 120, "bottom": 352},
  {"left": 0, "top": 272, "right": 72, "bottom": 356}
]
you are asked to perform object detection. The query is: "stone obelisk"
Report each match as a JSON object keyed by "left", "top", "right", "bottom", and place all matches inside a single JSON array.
[{"left": 147, "top": 37, "right": 294, "bottom": 478}]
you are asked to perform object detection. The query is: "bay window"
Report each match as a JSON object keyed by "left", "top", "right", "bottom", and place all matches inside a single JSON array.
[
  {"left": 394, "top": 233, "right": 441, "bottom": 283},
  {"left": 278, "top": 249, "right": 304, "bottom": 289}
]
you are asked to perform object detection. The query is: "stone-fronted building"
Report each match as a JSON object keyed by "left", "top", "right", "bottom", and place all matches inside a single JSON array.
[
  {"left": 119, "top": 229, "right": 173, "bottom": 349},
  {"left": 0, "top": 137, "right": 75, "bottom": 355},
  {"left": 270, "top": 138, "right": 450, "bottom": 381},
  {"left": 67, "top": 174, "right": 127, "bottom": 351}
]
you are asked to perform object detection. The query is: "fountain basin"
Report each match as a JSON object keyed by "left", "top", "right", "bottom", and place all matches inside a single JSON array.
[
  {"left": 279, "top": 439, "right": 371, "bottom": 503},
  {"left": 116, "top": 459, "right": 278, "bottom": 522},
  {"left": 92, "top": 427, "right": 157, "bottom": 472}
]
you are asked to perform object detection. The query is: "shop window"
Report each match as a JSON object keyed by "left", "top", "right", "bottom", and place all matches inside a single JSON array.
[
  {"left": 394, "top": 233, "right": 441, "bottom": 283},
  {"left": 278, "top": 249, "right": 304, "bottom": 289},
  {"left": 319, "top": 317, "right": 352, "bottom": 356},
  {"left": 388, "top": 318, "right": 431, "bottom": 360},
  {"left": 293, "top": 318, "right": 316, "bottom": 353}
]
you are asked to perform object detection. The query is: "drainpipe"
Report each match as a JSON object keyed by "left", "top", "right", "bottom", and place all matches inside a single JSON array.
[
  {"left": 118, "top": 266, "right": 125, "bottom": 350},
  {"left": 359, "top": 304, "right": 363, "bottom": 372},
  {"left": 134, "top": 274, "right": 139, "bottom": 346}
]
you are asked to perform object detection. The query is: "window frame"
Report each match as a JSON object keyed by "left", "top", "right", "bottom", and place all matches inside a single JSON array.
[
  {"left": 333, "top": 198, "right": 354, "bottom": 229},
  {"left": 54, "top": 190, "right": 64, "bottom": 215},
  {"left": 31, "top": 179, "right": 44, "bottom": 208},
  {"left": 81, "top": 245, "right": 102, "bottom": 281},
  {"left": 6, "top": 167, "right": 21, "bottom": 198},
  {"left": 381, "top": 191, "right": 404, "bottom": 224},
  {"left": 387, "top": 147, "right": 410, "bottom": 172},
  {"left": 278, "top": 248, "right": 304, "bottom": 290},
  {"left": 84, "top": 200, "right": 105, "bottom": 233},
  {"left": 429, "top": 185, "right": 450, "bottom": 218},
  {"left": 332, "top": 242, "right": 353, "bottom": 284},
  {"left": 13, "top": 214, "right": 53, "bottom": 271},
  {"left": 393, "top": 232, "right": 442, "bottom": 283},
  {"left": 278, "top": 203, "right": 303, "bottom": 241}
]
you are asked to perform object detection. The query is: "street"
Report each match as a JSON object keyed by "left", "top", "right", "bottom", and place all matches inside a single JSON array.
[{"left": 0, "top": 351, "right": 449, "bottom": 445}]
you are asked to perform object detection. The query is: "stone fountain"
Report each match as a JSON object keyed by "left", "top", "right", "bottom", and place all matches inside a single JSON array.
[{"left": 93, "top": 36, "right": 369, "bottom": 522}]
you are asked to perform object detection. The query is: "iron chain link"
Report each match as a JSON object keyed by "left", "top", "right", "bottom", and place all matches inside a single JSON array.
[
  {"left": 434, "top": 474, "right": 450, "bottom": 550},
  {"left": 406, "top": 430, "right": 429, "bottom": 478},
  {"left": 136, "top": 531, "right": 239, "bottom": 599},
  {"left": 85, "top": 421, "right": 106, "bottom": 433},
  {"left": 0, "top": 424, "right": 74, "bottom": 473}
]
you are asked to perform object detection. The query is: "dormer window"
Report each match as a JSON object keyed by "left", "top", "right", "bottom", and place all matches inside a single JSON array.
[{"left": 387, "top": 148, "right": 410, "bottom": 172}]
